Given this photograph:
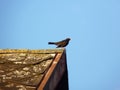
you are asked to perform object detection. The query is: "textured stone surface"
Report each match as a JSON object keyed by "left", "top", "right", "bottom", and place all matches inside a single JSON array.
[{"left": 0, "top": 49, "right": 58, "bottom": 90}]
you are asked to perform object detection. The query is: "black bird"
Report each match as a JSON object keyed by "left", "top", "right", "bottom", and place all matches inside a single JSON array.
[{"left": 48, "top": 38, "right": 71, "bottom": 48}]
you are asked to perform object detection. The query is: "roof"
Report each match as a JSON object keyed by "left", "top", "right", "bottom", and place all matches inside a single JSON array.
[{"left": 0, "top": 49, "right": 68, "bottom": 90}]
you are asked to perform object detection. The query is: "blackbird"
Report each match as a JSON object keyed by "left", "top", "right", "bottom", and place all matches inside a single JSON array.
[{"left": 48, "top": 38, "right": 71, "bottom": 48}]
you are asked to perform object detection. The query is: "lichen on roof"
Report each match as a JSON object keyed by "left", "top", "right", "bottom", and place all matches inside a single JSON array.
[{"left": 0, "top": 49, "right": 64, "bottom": 90}]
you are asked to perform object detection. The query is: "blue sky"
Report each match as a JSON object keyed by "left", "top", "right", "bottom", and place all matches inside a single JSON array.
[{"left": 0, "top": 0, "right": 120, "bottom": 90}]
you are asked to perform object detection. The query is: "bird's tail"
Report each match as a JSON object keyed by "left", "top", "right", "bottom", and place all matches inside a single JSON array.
[{"left": 48, "top": 42, "right": 55, "bottom": 44}]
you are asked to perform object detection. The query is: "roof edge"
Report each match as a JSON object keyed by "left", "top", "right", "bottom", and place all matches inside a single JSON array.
[{"left": 0, "top": 48, "right": 65, "bottom": 54}]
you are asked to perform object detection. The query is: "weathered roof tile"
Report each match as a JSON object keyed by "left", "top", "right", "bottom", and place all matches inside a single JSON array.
[{"left": 0, "top": 49, "right": 64, "bottom": 90}]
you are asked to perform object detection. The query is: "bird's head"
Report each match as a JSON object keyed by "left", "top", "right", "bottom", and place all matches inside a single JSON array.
[{"left": 66, "top": 38, "right": 71, "bottom": 41}]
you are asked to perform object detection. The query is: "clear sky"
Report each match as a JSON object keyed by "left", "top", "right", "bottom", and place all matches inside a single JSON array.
[{"left": 0, "top": 0, "right": 120, "bottom": 90}]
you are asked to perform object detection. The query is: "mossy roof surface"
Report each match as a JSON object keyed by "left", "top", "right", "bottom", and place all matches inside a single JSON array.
[{"left": 0, "top": 49, "right": 64, "bottom": 90}]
